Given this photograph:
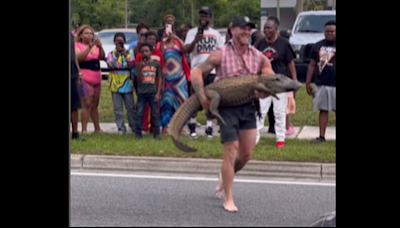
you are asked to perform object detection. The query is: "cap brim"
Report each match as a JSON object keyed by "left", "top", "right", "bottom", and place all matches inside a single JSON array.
[
  {"left": 199, "top": 10, "right": 211, "bottom": 15},
  {"left": 234, "top": 22, "right": 256, "bottom": 29}
]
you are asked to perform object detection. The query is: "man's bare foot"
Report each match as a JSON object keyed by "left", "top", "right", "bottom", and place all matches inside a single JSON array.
[
  {"left": 82, "top": 130, "right": 88, "bottom": 134},
  {"left": 215, "top": 173, "right": 223, "bottom": 198},
  {"left": 223, "top": 202, "right": 238, "bottom": 212},
  {"left": 93, "top": 129, "right": 104, "bottom": 134}
]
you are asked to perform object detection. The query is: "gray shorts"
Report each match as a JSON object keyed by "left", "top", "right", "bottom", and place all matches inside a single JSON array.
[
  {"left": 218, "top": 102, "right": 257, "bottom": 144},
  {"left": 314, "top": 85, "right": 336, "bottom": 112}
]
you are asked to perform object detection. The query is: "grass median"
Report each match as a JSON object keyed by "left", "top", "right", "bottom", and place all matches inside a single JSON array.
[
  {"left": 71, "top": 133, "right": 336, "bottom": 163},
  {"left": 84, "top": 82, "right": 336, "bottom": 127}
]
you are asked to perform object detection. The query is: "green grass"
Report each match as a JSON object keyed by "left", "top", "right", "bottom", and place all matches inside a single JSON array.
[
  {"left": 81, "top": 82, "right": 335, "bottom": 127},
  {"left": 71, "top": 133, "right": 336, "bottom": 163}
]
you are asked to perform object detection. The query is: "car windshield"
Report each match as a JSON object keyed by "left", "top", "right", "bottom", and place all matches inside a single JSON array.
[
  {"left": 97, "top": 32, "right": 138, "bottom": 45},
  {"left": 294, "top": 15, "right": 336, "bottom": 33}
]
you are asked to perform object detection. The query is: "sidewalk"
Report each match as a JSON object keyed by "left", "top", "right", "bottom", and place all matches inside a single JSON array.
[
  {"left": 71, "top": 155, "right": 336, "bottom": 181},
  {"left": 71, "top": 123, "right": 336, "bottom": 140}
]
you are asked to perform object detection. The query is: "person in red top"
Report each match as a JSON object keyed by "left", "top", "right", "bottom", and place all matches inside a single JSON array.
[{"left": 135, "top": 31, "right": 165, "bottom": 133}]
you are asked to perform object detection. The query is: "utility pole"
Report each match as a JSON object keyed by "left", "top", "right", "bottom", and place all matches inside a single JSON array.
[
  {"left": 125, "top": 0, "right": 128, "bottom": 28},
  {"left": 277, "top": 0, "right": 280, "bottom": 21},
  {"left": 295, "top": 0, "right": 304, "bottom": 15}
]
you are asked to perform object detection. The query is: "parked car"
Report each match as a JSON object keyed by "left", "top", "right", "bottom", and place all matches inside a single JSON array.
[
  {"left": 281, "top": 10, "right": 336, "bottom": 82},
  {"left": 97, "top": 28, "right": 138, "bottom": 79}
]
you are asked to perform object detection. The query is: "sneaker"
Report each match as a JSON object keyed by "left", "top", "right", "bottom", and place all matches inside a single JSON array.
[
  {"left": 205, "top": 126, "right": 213, "bottom": 139},
  {"left": 276, "top": 141, "right": 285, "bottom": 148},
  {"left": 134, "top": 133, "right": 142, "bottom": 140},
  {"left": 285, "top": 126, "right": 295, "bottom": 136},
  {"left": 311, "top": 137, "right": 326, "bottom": 144},
  {"left": 72, "top": 133, "right": 85, "bottom": 141},
  {"left": 268, "top": 127, "right": 276, "bottom": 134},
  {"left": 154, "top": 134, "right": 161, "bottom": 140},
  {"left": 188, "top": 123, "right": 197, "bottom": 138}
]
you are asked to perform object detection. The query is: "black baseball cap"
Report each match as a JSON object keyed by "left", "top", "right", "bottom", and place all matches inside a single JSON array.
[
  {"left": 232, "top": 16, "right": 255, "bottom": 28},
  {"left": 199, "top": 6, "right": 212, "bottom": 16}
]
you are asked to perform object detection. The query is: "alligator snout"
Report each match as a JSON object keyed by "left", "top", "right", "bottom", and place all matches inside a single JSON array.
[{"left": 286, "top": 81, "right": 302, "bottom": 92}]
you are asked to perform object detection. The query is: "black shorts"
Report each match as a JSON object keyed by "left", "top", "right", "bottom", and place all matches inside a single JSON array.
[
  {"left": 71, "top": 78, "right": 82, "bottom": 110},
  {"left": 218, "top": 102, "right": 257, "bottom": 144}
]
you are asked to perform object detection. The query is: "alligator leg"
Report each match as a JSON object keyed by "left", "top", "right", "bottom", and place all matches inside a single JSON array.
[
  {"left": 254, "top": 83, "right": 279, "bottom": 100},
  {"left": 205, "top": 90, "right": 227, "bottom": 126}
]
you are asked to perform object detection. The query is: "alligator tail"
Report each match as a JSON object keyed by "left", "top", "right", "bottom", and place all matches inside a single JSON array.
[{"left": 169, "top": 95, "right": 201, "bottom": 152}]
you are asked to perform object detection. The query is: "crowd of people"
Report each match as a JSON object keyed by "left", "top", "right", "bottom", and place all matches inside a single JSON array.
[
  {"left": 71, "top": 8, "right": 336, "bottom": 145},
  {"left": 70, "top": 7, "right": 336, "bottom": 212}
]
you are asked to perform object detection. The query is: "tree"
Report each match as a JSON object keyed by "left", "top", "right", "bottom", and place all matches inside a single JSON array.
[{"left": 71, "top": 0, "right": 261, "bottom": 30}]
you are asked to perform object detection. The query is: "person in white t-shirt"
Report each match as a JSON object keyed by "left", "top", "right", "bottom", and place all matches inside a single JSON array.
[{"left": 184, "top": 6, "right": 224, "bottom": 139}]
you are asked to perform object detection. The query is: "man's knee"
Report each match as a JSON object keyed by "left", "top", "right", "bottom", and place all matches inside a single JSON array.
[
  {"left": 223, "top": 142, "right": 239, "bottom": 165},
  {"left": 238, "top": 152, "right": 251, "bottom": 163}
]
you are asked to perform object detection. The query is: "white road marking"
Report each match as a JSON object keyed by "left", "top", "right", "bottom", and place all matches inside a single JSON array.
[{"left": 70, "top": 172, "right": 335, "bottom": 187}]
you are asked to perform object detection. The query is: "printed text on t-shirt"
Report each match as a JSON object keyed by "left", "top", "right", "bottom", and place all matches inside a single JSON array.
[{"left": 197, "top": 34, "right": 218, "bottom": 54}]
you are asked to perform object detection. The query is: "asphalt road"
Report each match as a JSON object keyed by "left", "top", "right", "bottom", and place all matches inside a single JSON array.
[{"left": 70, "top": 172, "right": 335, "bottom": 227}]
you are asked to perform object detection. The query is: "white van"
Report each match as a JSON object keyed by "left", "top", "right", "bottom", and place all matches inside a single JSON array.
[{"left": 281, "top": 10, "right": 336, "bottom": 80}]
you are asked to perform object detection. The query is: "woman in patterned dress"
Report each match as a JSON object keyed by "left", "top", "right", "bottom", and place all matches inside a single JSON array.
[{"left": 156, "top": 22, "right": 190, "bottom": 134}]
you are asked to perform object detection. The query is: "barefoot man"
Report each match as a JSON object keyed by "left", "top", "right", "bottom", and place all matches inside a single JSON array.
[{"left": 190, "top": 16, "right": 275, "bottom": 212}]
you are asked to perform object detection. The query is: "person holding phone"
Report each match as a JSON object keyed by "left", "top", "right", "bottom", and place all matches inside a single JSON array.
[
  {"left": 184, "top": 6, "right": 224, "bottom": 139},
  {"left": 134, "top": 43, "right": 163, "bottom": 140},
  {"left": 106, "top": 32, "right": 136, "bottom": 134},
  {"left": 157, "top": 14, "right": 182, "bottom": 42},
  {"left": 156, "top": 14, "right": 190, "bottom": 134},
  {"left": 132, "top": 23, "right": 150, "bottom": 57},
  {"left": 74, "top": 25, "right": 105, "bottom": 134}
]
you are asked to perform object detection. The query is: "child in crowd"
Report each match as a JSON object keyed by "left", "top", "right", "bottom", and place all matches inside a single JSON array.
[{"left": 134, "top": 43, "right": 163, "bottom": 140}]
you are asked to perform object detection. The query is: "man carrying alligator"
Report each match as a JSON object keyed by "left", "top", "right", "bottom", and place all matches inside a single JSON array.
[{"left": 190, "top": 16, "right": 275, "bottom": 212}]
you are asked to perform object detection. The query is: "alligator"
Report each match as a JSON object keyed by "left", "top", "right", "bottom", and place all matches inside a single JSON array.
[{"left": 169, "top": 74, "right": 303, "bottom": 153}]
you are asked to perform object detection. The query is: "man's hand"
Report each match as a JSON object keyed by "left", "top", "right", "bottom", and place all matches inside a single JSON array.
[
  {"left": 199, "top": 96, "right": 210, "bottom": 111},
  {"left": 194, "top": 33, "right": 203, "bottom": 42},
  {"left": 306, "top": 83, "right": 314, "bottom": 96}
]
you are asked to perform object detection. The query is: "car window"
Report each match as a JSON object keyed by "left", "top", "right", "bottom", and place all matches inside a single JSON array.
[
  {"left": 294, "top": 15, "right": 336, "bottom": 33},
  {"left": 97, "top": 32, "right": 138, "bottom": 45}
]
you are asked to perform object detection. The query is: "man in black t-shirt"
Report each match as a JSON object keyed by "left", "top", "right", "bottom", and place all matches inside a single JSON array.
[
  {"left": 71, "top": 33, "right": 84, "bottom": 141},
  {"left": 306, "top": 20, "right": 336, "bottom": 143},
  {"left": 254, "top": 16, "right": 297, "bottom": 148}
]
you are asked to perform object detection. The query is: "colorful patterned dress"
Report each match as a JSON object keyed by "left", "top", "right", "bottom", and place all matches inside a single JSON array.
[{"left": 160, "top": 44, "right": 188, "bottom": 128}]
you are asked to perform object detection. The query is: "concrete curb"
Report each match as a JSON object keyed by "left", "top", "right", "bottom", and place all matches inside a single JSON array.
[{"left": 71, "top": 154, "right": 336, "bottom": 181}]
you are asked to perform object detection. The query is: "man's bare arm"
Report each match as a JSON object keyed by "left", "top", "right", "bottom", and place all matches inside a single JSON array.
[
  {"left": 260, "top": 55, "right": 275, "bottom": 75},
  {"left": 191, "top": 50, "right": 222, "bottom": 101}
]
